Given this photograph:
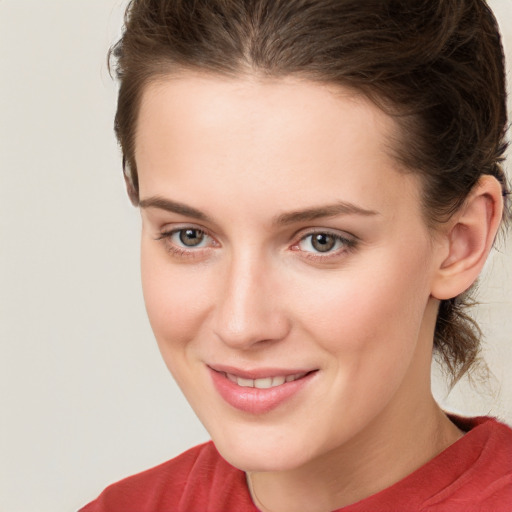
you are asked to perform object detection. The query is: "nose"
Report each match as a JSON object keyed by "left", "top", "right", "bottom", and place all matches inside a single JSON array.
[{"left": 212, "top": 251, "right": 290, "bottom": 350}]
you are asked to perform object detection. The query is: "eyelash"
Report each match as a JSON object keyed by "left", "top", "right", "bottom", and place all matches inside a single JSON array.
[
  {"left": 155, "top": 227, "right": 358, "bottom": 261},
  {"left": 155, "top": 227, "right": 215, "bottom": 259},
  {"left": 291, "top": 230, "right": 358, "bottom": 262}
]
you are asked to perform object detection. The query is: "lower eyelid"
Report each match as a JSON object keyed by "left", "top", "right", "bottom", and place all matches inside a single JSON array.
[
  {"left": 158, "top": 237, "right": 209, "bottom": 259},
  {"left": 292, "top": 233, "right": 358, "bottom": 258},
  {"left": 156, "top": 228, "right": 219, "bottom": 257}
]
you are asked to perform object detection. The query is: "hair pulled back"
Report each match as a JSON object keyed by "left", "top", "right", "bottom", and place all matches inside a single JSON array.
[{"left": 110, "top": 0, "right": 510, "bottom": 384}]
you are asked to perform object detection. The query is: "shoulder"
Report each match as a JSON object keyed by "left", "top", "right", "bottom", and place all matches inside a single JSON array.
[
  {"left": 420, "top": 415, "right": 512, "bottom": 511},
  {"left": 79, "top": 441, "right": 256, "bottom": 512},
  {"left": 436, "top": 416, "right": 512, "bottom": 508},
  {"left": 342, "top": 416, "right": 512, "bottom": 512},
  {"left": 424, "top": 416, "right": 511, "bottom": 510},
  {"left": 446, "top": 415, "right": 512, "bottom": 474}
]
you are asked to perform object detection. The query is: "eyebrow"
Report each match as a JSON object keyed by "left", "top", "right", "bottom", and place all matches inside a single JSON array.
[
  {"left": 139, "top": 196, "right": 212, "bottom": 222},
  {"left": 139, "top": 196, "right": 378, "bottom": 225},
  {"left": 273, "top": 202, "right": 378, "bottom": 225}
]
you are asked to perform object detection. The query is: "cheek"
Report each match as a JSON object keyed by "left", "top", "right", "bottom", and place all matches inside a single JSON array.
[
  {"left": 290, "top": 247, "right": 433, "bottom": 358},
  {"left": 140, "top": 243, "right": 212, "bottom": 361},
  {"left": 285, "top": 250, "right": 434, "bottom": 435}
]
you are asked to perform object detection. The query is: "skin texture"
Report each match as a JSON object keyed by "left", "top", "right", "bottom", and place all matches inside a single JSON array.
[{"left": 134, "top": 74, "right": 502, "bottom": 512}]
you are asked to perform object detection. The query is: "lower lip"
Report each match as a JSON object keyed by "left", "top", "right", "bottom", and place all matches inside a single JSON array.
[{"left": 209, "top": 368, "right": 316, "bottom": 414}]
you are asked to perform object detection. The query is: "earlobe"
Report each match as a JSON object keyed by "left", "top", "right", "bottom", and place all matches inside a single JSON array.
[{"left": 431, "top": 175, "right": 504, "bottom": 300}]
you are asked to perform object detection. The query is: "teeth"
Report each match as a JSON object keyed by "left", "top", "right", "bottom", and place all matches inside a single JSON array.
[
  {"left": 225, "top": 372, "right": 307, "bottom": 389},
  {"left": 226, "top": 373, "right": 238, "bottom": 384},
  {"left": 237, "top": 377, "right": 255, "bottom": 387},
  {"left": 254, "top": 377, "right": 273, "bottom": 389},
  {"left": 272, "top": 376, "right": 286, "bottom": 387}
]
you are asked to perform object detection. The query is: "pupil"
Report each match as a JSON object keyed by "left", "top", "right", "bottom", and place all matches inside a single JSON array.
[
  {"left": 180, "top": 229, "right": 204, "bottom": 247},
  {"left": 312, "top": 233, "right": 335, "bottom": 252}
]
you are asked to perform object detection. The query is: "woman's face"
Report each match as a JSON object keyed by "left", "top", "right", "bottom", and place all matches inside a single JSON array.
[{"left": 136, "top": 75, "right": 443, "bottom": 472}]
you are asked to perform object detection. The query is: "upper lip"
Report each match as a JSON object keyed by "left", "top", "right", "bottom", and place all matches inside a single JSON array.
[{"left": 208, "top": 364, "right": 316, "bottom": 380}]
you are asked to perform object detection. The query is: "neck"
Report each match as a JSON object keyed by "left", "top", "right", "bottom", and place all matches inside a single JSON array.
[
  {"left": 246, "top": 300, "right": 465, "bottom": 512},
  {"left": 247, "top": 397, "right": 463, "bottom": 512}
]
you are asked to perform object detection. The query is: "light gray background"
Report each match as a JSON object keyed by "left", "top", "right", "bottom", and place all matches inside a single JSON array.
[{"left": 0, "top": 1, "right": 510, "bottom": 511}]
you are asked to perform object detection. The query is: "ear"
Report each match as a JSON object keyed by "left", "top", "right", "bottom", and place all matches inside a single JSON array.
[{"left": 431, "top": 175, "right": 504, "bottom": 300}]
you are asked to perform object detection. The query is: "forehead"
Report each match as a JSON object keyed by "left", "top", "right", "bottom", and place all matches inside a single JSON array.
[
  {"left": 135, "top": 73, "right": 420, "bottom": 219},
  {"left": 136, "top": 74, "right": 394, "bottom": 159}
]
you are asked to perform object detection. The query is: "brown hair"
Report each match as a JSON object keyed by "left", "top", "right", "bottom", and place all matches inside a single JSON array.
[{"left": 109, "top": 0, "right": 510, "bottom": 384}]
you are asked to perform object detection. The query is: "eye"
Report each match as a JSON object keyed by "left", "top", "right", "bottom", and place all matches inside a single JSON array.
[
  {"left": 156, "top": 227, "right": 216, "bottom": 256},
  {"left": 176, "top": 228, "right": 206, "bottom": 247},
  {"left": 297, "top": 231, "right": 355, "bottom": 255},
  {"left": 305, "top": 233, "right": 336, "bottom": 253}
]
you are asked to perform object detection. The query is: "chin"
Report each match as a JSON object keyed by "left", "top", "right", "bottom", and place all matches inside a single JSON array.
[
  {"left": 218, "top": 444, "right": 310, "bottom": 473},
  {"left": 207, "top": 424, "right": 319, "bottom": 473}
]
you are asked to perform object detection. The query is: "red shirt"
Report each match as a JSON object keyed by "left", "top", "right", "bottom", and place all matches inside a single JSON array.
[{"left": 80, "top": 416, "right": 512, "bottom": 511}]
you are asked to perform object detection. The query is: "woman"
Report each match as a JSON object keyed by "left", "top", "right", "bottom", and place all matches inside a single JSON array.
[{"left": 81, "top": 0, "right": 512, "bottom": 510}]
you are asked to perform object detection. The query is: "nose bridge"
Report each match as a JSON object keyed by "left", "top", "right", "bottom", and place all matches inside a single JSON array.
[{"left": 213, "top": 246, "right": 288, "bottom": 349}]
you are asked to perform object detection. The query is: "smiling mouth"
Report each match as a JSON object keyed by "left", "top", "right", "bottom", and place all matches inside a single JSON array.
[
  {"left": 222, "top": 372, "right": 310, "bottom": 389},
  {"left": 209, "top": 368, "right": 317, "bottom": 413}
]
